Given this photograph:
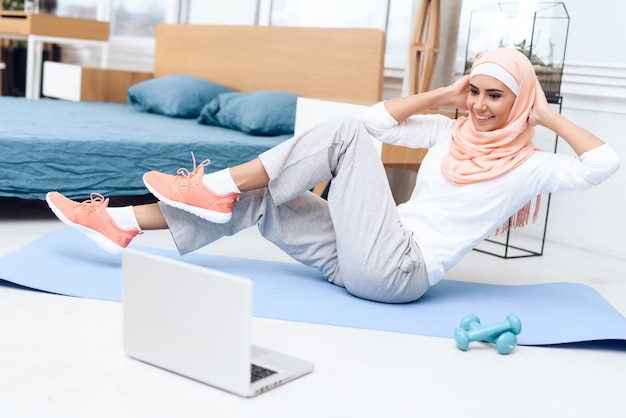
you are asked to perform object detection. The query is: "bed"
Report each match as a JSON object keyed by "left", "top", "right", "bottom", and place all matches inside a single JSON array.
[{"left": 0, "top": 24, "right": 386, "bottom": 200}]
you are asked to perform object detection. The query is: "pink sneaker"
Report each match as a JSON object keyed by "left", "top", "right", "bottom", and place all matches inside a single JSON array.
[
  {"left": 142, "top": 155, "right": 239, "bottom": 223},
  {"left": 46, "top": 192, "right": 141, "bottom": 255}
]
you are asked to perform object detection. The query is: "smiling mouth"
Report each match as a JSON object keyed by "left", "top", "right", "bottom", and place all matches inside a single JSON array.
[{"left": 474, "top": 114, "right": 493, "bottom": 121}]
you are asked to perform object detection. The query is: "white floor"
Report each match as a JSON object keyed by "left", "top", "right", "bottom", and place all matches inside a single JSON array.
[{"left": 1, "top": 198, "right": 625, "bottom": 418}]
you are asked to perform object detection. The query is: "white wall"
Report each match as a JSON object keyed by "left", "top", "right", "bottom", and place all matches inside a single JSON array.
[
  {"left": 563, "top": 0, "right": 626, "bottom": 64},
  {"left": 547, "top": 108, "right": 625, "bottom": 259}
]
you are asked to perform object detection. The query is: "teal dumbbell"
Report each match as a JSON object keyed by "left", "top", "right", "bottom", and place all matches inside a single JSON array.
[
  {"left": 459, "top": 315, "right": 518, "bottom": 355},
  {"left": 454, "top": 313, "right": 521, "bottom": 355}
]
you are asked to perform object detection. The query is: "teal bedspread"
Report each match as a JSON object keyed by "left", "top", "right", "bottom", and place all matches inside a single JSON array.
[{"left": 0, "top": 97, "right": 290, "bottom": 200}]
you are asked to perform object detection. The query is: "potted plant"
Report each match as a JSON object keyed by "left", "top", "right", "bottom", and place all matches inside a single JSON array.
[
  {"left": 2, "top": 0, "right": 26, "bottom": 10},
  {"left": 513, "top": 38, "right": 562, "bottom": 104}
]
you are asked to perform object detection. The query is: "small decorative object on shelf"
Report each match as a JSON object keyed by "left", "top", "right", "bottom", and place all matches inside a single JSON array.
[
  {"left": 464, "top": 2, "right": 569, "bottom": 104},
  {"left": 464, "top": 2, "right": 569, "bottom": 258}
]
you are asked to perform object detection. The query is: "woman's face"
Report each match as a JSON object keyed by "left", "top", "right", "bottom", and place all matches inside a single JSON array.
[{"left": 466, "top": 75, "right": 516, "bottom": 132}]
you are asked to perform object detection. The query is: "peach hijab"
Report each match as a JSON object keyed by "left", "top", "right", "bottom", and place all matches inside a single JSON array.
[
  {"left": 442, "top": 47, "right": 538, "bottom": 184},
  {"left": 441, "top": 48, "right": 541, "bottom": 230}
]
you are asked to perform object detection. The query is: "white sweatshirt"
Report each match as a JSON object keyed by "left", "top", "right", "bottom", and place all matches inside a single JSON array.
[{"left": 361, "top": 102, "right": 621, "bottom": 285}]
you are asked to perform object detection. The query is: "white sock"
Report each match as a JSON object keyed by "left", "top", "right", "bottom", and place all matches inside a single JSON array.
[
  {"left": 106, "top": 206, "right": 142, "bottom": 231},
  {"left": 202, "top": 168, "right": 241, "bottom": 195}
]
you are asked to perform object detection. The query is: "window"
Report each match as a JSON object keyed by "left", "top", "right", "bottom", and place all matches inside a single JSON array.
[
  {"left": 51, "top": 0, "right": 99, "bottom": 19},
  {"left": 51, "top": 0, "right": 414, "bottom": 72},
  {"left": 184, "top": 0, "right": 257, "bottom": 25},
  {"left": 110, "top": 0, "right": 167, "bottom": 38},
  {"left": 55, "top": 0, "right": 174, "bottom": 69},
  {"left": 54, "top": 0, "right": 172, "bottom": 37},
  {"left": 385, "top": 0, "right": 413, "bottom": 69},
  {"left": 269, "top": 0, "right": 386, "bottom": 28}
]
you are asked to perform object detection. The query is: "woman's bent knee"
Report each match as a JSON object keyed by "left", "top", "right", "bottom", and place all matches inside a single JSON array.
[{"left": 342, "top": 270, "right": 430, "bottom": 304}]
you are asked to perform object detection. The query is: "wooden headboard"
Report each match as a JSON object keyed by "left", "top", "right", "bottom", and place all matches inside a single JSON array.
[
  {"left": 153, "top": 24, "right": 386, "bottom": 105},
  {"left": 56, "top": 24, "right": 385, "bottom": 105}
]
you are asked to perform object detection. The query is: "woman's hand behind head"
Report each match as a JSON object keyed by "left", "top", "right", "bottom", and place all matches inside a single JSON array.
[
  {"left": 446, "top": 75, "right": 471, "bottom": 111},
  {"left": 528, "top": 79, "right": 553, "bottom": 128}
]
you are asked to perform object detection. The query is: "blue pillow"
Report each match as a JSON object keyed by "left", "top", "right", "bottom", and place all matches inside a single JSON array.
[
  {"left": 128, "top": 74, "right": 235, "bottom": 118},
  {"left": 197, "top": 91, "right": 298, "bottom": 136}
]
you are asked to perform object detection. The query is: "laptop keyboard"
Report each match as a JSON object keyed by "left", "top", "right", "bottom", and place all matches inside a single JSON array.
[{"left": 250, "top": 363, "right": 278, "bottom": 383}]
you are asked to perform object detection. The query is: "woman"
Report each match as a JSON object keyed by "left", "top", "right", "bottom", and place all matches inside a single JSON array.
[{"left": 47, "top": 48, "right": 620, "bottom": 303}]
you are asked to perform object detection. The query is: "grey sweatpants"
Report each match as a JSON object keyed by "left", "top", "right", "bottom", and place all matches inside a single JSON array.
[{"left": 160, "top": 117, "right": 429, "bottom": 303}]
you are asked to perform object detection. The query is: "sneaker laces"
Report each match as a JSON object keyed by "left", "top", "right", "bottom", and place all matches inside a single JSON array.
[
  {"left": 171, "top": 152, "right": 211, "bottom": 190},
  {"left": 80, "top": 193, "right": 109, "bottom": 212},
  {"left": 79, "top": 192, "right": 142, "bottom": 235}
]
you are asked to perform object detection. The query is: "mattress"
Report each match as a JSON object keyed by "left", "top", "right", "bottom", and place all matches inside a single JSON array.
[{"left": 0, "top": 97, "right": 290, "bottom": 200}]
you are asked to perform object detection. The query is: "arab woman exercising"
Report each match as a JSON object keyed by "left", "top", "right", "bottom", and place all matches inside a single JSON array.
[{"left": 47, "top": 48, "right": 620, "bottom": 303}]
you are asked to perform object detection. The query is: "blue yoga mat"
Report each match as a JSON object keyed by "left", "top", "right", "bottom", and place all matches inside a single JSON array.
[{"left": 1, "top": 228, "right": 625, "bottom": 347}]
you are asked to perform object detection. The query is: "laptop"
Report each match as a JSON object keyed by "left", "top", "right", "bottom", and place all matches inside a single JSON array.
[{"left": 122, "top": 249, "right": 314, "bottom": 397}]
